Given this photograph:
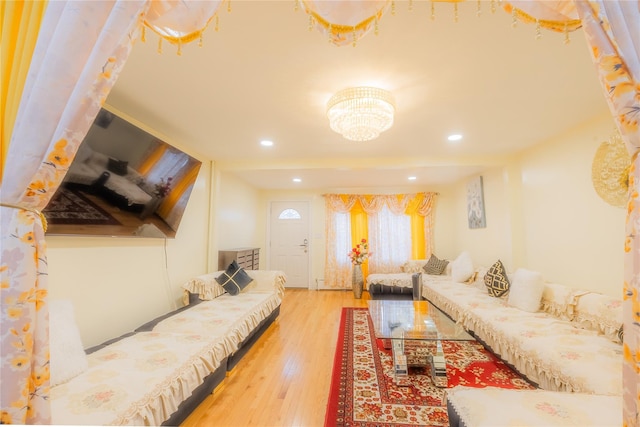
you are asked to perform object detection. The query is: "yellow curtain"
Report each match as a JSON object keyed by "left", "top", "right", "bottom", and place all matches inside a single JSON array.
[
  {"left": 137, "top": 142, "right": 166, "bottom": 176},
  {"left": 158, "top": 162, "right": 199, "bottom": 217},
  {"left": 350, "top": 198, "right": 369, "bottom": 278},
  {"left": 0, "top": 0, "right": 47, "bottom": 183},
  {"left": 405, "top": 193, "right": 426, "bottom": 260}
]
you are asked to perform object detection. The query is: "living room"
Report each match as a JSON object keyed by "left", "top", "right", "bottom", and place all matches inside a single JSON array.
[{"left": 3, "top": 1, "right": 636, "bottom": 425}]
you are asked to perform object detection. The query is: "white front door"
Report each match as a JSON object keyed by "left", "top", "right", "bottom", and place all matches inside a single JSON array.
[{"left": 269, "top": 201, "right": 310, "bottom": 288}]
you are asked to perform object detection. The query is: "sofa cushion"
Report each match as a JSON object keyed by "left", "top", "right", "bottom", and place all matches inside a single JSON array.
[
  {"left": 401, "top": 259, "right": 429, "bottom": 274},
  {"left": 50, "top": 299, "right": 89, "bottom": 387},
  {"left": 423, "top": 254, "right": 449, "bottom": 275},
  {"left": 484, "top": 260, "right": 510, "bottom": 297},
  {"left": 107, "top": 157, "right": 128, "bottom": 176},
  {"left": 183, "top": 271, "right": 227, "bottom": 301},
  {"left": 216, "top": 260, "right": 254, "bottom": 295},
  {"left": 507, "top": 268, "right": 544, "bottom": 312},
  {"left": 450, "top": 251, "right": 474, "bottom": 282}
]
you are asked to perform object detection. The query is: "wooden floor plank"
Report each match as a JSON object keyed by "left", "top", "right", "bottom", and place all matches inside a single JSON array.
[{"left": 181, "top": 288, "right": 369, "bottom": 427}]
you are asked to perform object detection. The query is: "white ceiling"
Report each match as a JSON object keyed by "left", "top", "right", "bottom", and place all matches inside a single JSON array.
[{"left": 105, "top": 1, "right": 609, "bottom": 191}]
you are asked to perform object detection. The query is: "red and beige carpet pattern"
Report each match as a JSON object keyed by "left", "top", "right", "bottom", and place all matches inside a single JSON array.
[
  {"left": 43, "top": 186, "right": 120, "bottom": 225},
  {"left": 325, "top": 308, "right": 534, "bottom": 426}
]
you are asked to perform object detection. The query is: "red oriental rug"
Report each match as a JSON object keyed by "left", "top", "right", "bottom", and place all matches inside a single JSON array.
[{"left": 325, "top": 308, "right": 534, "bottom": 426}]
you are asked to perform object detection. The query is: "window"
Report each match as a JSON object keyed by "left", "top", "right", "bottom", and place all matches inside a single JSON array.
[{"left": 278, "top": 209, "right": 301, "bottom": 219}]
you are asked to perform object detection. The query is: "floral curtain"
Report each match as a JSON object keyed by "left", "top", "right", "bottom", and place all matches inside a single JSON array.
[
  {"left": 323, "top": 192, "right": 438, "bottom": 288},
  {"left": 572, "top": 1, "right": 640, "bottom": 424},
  {"left": 0, "top": 1, "right": 146, "bottom": 423}
]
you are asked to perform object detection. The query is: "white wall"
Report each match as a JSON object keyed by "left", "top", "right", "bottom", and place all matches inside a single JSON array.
[
  {"left": 518, "top": 114, "right": 624, "bottom": 295},
  {"left": 214, "top": 171, "right": 264, "bottom": 269},
  {"left": 449, "top": 113, "right": 624, "bottom": 296},
  {"left": 47, "top": 161, "right": 212, "bottom": 348}
]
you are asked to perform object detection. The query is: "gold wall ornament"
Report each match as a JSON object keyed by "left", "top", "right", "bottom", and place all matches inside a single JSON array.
[{"left": 592, "top": 131, "right": 631, "bottom": 208}]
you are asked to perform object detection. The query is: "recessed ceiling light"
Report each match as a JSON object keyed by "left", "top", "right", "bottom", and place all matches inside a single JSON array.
[
  {"left": 292, "top": 178, "right": 302, "bottom": 183},
  {"left": 408, "top": 176, "right": 417, "bottom": 181},
  {"left": 447, "top": 134, "right": 463, "bottom": 142},
  {"left": 260, "top": 140, "right": 274, "bottom": 147}
]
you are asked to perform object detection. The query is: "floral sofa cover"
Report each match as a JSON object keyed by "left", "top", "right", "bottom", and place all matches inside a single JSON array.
[
  {"left": 422, "top": 273, "right": 622, "bottom": 395},
  {"left": 446, "top": 387, "right": 621, "bottom": 427},
  {"left": 50, "top": 270, "right": 285, "bottom": 426}
]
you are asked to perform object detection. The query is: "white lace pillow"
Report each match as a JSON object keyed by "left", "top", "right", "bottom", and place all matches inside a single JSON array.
[
  {"left": 182, "top": 271, "right": 227, "bottom": 300},
  {"left": 450, "top": 251, "right": 474, "bottom": 283},
  {"left": 508, "top": 268, "right": 544, "bottom": 312},
  {"left": 50, "top": 299, "right": 88, "bottom": 387}
]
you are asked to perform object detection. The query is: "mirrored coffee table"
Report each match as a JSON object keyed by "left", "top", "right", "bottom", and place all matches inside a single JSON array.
[{"left": 367, "top": 300, "right": 474, "bottom": 387}]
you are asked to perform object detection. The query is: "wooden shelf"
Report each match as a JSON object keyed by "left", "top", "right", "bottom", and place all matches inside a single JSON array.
[{"left": 218, "top": 247, "right": 260, "bottom": 270}]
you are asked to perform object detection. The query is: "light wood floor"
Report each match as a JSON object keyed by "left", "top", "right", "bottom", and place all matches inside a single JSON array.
[{"left": 181, "top": 288, "right": 370, "bottom": 427}]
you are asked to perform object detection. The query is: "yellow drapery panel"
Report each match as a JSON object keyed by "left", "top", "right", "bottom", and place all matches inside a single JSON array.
[
  {"left": 350, "top": 198, "right": 369, "bottom": 278},
  {"left": 327, "top": 192, "right": 439, "bottom": 278},
  {"left": 0, "top": 0, "right": 47, "bottom": 183},
  {"left": 138, "top": 142, "right": 167, "bottom": 176},
  {"left": 157, "top": 161, "right": 199, "bottom": 217},
  {"left": 405, "top": 193, "right": 426, "bottom": 260}
]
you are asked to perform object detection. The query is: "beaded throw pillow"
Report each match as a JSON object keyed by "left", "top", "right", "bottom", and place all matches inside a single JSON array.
[
  {"left": 215, "top": 260, "right": 253, "bottom": 296},
  {"left": 484, "top": 260, "right": 510, "bottom": 297},
  {"left": 423, "top": 254, "right": 449, "bottom": 275}
]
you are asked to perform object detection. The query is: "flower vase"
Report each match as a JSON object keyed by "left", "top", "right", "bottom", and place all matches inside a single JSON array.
[{"left": 352, "top": 264, "right": 364, "bottom": 299}]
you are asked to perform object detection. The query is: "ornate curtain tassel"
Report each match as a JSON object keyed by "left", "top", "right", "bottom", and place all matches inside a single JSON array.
[
  {"left": 328, "top": 23, "right": 333, "bottom": 43},
  {"left": 535, "top": 19, "right": 542, "bottom": 39},
  {"left": 476, "top": 0, "right": 481, "bottom": 17},
  {"left": 177, "top": 40, "right": 182, "bottom": 56},
  {"left": 294, "top": 0, "right": 299, "bottom": 12},
  {"left": 227, "top": 0, "right": 231, "bottom": 13},
  {"left": 141, "top": 25, "right": 146, "bottom": 42},
  {"left": 511, "top": 7, "right": 517, "bottom": 28},
  {"left": 408, "top": 0, "right": 413, "bottom": 12},
  {"left": 563, "top": 22, "right": 570, "bottom": 44},
  {"left": 491, "top": 0, "right": 496, "bottom": 13},
  {"left": 308, "top": 14, "right": 314, "bottom": 31},
  {"left": 157, "top": 37, "right": 163, "bottom": 54},
  {"left": 199, "top": 31, "right": 203, "bottom": 47},
  {"left": 391, "top": 1, "right": 396, "bottom": 16},
  {"left": 352, "top": 26, "right": 357, "bottom": 47},
  {"left": 454, "top": 2, "right": 458, "bottom": 22},
  {"left": 374, "top": 16, "right": 379, "bottom": 35},
  {"left": 215, "top": 15, "right": 220, "bottom": 32},
  {"left": 430, "top": 1, "right": 435, "bottom": 20}
]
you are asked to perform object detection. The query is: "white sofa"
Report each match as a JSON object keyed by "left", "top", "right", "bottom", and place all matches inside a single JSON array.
[
  {"left": 366, "top": 254, "right": 623, "bottom": 426},
  {"left": 50, "top": 269, "right": 285, "bottom": 426}
]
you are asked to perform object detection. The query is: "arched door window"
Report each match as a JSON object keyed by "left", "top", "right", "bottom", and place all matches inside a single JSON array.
[{"left": 278, "top": 208, "right": 301, "bottom": 219}]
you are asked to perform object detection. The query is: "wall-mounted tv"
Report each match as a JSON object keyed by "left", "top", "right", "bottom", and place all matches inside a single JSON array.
[{"left": 43, "top": 107, "right": 202, "bottom": 238}]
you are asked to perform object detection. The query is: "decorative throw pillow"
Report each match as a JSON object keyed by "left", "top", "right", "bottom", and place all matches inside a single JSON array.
[
  {"left": 215, "top": 260, "right": 254, "bottom": 295},
  {"left": 107, "top": 157, "right": 128, "bottom": 176},
  {"left": 423, "top": 254, "right": 449, "bottom": 275},
  {"left": 484, "top": 260, "right": 510, "bottom": 297},
  {"left": 507, "top": 268, "right": 544, "bottom": 312},
  {"left": 450, "top": 251, "right": 474, "bottom": 283},
  {"left": 50, "top": 299, "right": 89, "bottom": 387}
]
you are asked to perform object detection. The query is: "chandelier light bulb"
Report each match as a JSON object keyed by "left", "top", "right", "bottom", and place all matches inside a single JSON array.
[{"left": 326, "top": 87, "right": 395, "bottom": 142}]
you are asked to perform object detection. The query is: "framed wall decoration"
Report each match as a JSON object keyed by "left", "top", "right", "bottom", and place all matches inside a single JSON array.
[{"left": 467, "top": 176, "right": 486, "bottom": 229}]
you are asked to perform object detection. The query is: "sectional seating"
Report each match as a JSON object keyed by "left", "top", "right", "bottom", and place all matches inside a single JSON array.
[
  {"left": 366, "top": 251, "right": 623, "bottom": 426},
  {"left": 50, "top": 269, "right": 286, "bottom": 426}
]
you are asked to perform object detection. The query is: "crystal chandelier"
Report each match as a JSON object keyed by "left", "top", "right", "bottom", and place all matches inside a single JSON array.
[{"left": 326, "top": 87, "right": 396, "bottom": 141}]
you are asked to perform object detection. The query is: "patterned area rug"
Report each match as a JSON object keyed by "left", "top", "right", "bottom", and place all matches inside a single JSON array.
[
  {"left": 44, "top": 186, "right": 120, "bottom": 225},
  {"left": 325, "top": 308, "right": 534, "bottom": 426}
]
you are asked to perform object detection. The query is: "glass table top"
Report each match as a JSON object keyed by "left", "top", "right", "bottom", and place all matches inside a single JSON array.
[{"left": 367, "top": 300, "right": 474, "bottom": 341}]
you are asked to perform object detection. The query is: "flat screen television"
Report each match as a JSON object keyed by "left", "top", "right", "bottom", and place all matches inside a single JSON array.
[{"left": 43, "top": 107, "right": 202, "bottom": 238}]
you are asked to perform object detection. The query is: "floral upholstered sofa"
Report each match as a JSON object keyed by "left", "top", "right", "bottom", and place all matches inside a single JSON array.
[
  {"left": 416, "top": 252, "right": 622, "bottom": 426},
  {"left": 50, "top": 269, "right": 286, "bottom": 426}
]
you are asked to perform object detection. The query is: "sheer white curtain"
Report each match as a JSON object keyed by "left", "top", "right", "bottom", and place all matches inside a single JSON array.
[
  {"left": 367, "top": 204, "right": 411, "bottom": 273},
  {"left": 325, "top": 210, "right": 352, "bottom": 289}
]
